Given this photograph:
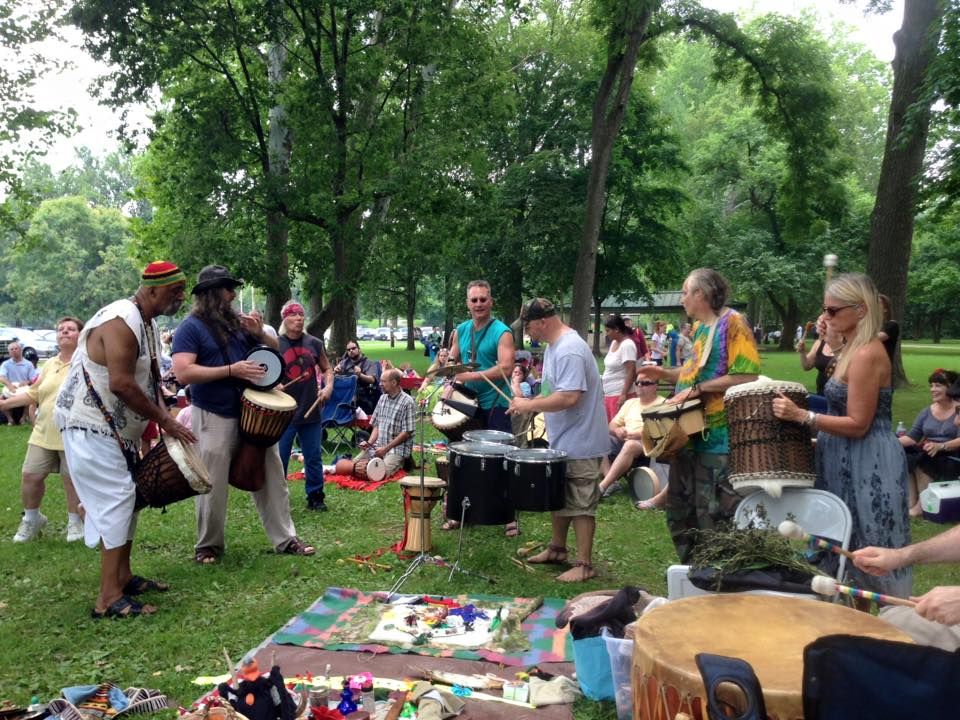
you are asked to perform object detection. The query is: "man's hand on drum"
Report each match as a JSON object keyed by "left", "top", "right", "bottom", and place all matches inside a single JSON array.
[
  {"left": 160, "top": 415, "right": 197, "bottom": 444},
  {"left": 913, "top": 587, "right": 960, "bottom": 626},
  {"left": 373, "top": 445, "right": 388, "bottom": 459},
  {"left": 230, "top": 360, "right": 266, "bottom": 384},
  {"left": 667, "top": 386, "right": 697, "bottom": 405},
  {"left": 771, "top": 392, "right": 805, "bottom": 423},
  {"left": 507, "top": 396, "right": 533, "bottom": 416}
]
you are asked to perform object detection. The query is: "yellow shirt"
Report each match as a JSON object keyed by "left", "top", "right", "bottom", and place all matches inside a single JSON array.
[
  {"left": 611, "top": 395, "right": 666, "bottom": 436},
  {"left": 27, "top": 356, "right": 70, "bottom": 451}
]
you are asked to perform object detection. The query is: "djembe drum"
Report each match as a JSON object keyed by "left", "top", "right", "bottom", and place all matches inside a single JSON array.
[
  {"left": 229, "top": 388, "right": 297, "bottom": 492},
  {"left": 725, "top": 379, "right": 815, "bottom": 497},
  {"left": 134, "top": 435, "right": 211, "bottom": 510},
  {"left": 354, "top": 456, "right": 387, "bottom": 482},
  {"left": 399, "top": 476, "right": 446, "bottom": 552},
  {"left": 632, "top": 594, "right": 911, "bottom": 720}
]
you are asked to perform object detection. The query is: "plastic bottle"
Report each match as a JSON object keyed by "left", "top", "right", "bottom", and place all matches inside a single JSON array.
[{"left": 896, "top": 420, "right": 906, "bottom": 437}]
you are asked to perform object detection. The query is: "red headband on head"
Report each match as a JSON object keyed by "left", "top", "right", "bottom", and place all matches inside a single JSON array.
[{"left": 282, "top": 302, "right": 305, "bottom": 319}]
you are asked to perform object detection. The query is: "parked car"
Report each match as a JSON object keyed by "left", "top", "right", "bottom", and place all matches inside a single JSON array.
[
  {"left": 375, "top": 327, "right": 391, "bottom": 340},
  {"left": 0, "top": 327, "right": 58, "bottom": 360},
  {"left": 395, "top": 327, "right": 408, "bottom": 341},
  {"left": 34, "top": 329, "right": 58, "bottom": 343},
  {"left": 358, "top": 327, "right": 377, "bottom": 341}
]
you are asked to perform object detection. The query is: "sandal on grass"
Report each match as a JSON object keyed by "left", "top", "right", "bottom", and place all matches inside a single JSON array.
[
  {"left": 527, "top": 544, "right": 568, "bottom": 565},
  {"left": 634, "top": 499, "right": 659, "bottom": 511},
  {"left": 91, "top": 595, "right": 156, "bottom": 619},
  {"left": 280, "top": 536, "right": 315, "bottom": 556},
  {"left": 194, "top": 548, "right": 218, "bottom": 565},
  {"left": 556, "top": 560, "right": 596, "bottom": 583},
  {"left": 504, "top": 521, "right": 520, "bottom": 538},
  {"left": 123, "top": 575, "right": 170, "bottom": 595}
]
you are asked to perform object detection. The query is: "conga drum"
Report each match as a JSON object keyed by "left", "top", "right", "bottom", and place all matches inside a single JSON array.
[
  {"left": 725, "top": 379, "right": 815, "bottom": 497},
  {"left": 632, "top": 595, "right": 911, "bottom": 720},
  {"left": 399, "top": 476, "right": 446, "bottom": 552}
]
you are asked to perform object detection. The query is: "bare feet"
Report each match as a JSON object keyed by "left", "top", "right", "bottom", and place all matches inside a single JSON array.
[
  {"left": 527, "top": 544, "right": 567, "bottom": 565},
  {"left": 556, "top": 561, "right": 596, "bottom": 583}
]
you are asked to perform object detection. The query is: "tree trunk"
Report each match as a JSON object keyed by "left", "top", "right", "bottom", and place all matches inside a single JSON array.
[
  {"left": 778, "top": 297, "right": 799, "bottom": 351},
  {"left": 569, "top": 4, "right": 655, "bottom": 336},
  {"left": 592, "top": 294, "right": 603, "bottom": 354},
  {"left": 867, "top": 0, "right": 943, "bottom": 387},
  {"left": 263, "top": 40, "right": 292, "bottom": 327},
  {"left": 406, "top": 276, "right": 417, "bottom": 351}
]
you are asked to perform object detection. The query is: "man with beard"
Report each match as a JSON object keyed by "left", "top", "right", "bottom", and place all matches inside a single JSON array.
[
  {"left": 56, "top": 261, "right": 196, "bottom": 618},
  {"left": 172, "top": 266, "right": 314, "bottom": 565}
]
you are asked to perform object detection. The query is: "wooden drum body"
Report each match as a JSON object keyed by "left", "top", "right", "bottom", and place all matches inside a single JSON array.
[
  {"left": 633, "top": 595, "right": 911, "bottom": 720},
  {"left": 400, "top": 476, "right": 446, "bottom": 552},
  {"left": 504, "top": 447, "right": 567, "bottom": 512},
  {"left": 430, "top": 389, "right": 482, "bottom": 442},
  {"left": 134, "top": 435, "right": 211, "bottom": 510},
  {"left": 446, "top": 441, "right": 512, "bottom": 525},
  {"left": 354, "top": 456, "right": 387, "bottom": 482},
  {"left": 239, "top": 388, "right": 297, "bottom": 447},
  {"left": 725, "top": 379, "right": 815, "bottom": 497}
]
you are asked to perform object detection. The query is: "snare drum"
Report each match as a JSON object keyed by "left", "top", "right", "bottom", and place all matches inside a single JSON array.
[
  {"left": 725, "top": 379, "right": 815, "bottom": 497},
  {"left": 504, "top": 448, "right": 567, "bottom": 512},
  {"left": 399, "top": 476, "right": 446, "bottom": 552},
  {"left": 431, "top": 389, "right": 482, "bottom": 441},
  {"left": 245, "top": 344, "right": 285, "bottom": 389},
  {"left": 463, "top": 429, "right": 516, "bottom": 445},
  {"left": 633, "top": 595, "right": 910, "bottom": 720},
  {"left": 134, "top": 435, "right": 211, "bottom": 510},
  {"left": 239, "top": 388, "right": 297, "bottom": 447},
  {"left": 446, "top": 441, "right": 512, "bottom": 525},
  {"left": 354, "top": 456, "right": 387, "bottom": 482}
]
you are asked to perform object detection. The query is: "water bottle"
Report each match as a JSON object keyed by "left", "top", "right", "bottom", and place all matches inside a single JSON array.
[{"left": 896, "top": 420, "right": 906, "bottom": 437}]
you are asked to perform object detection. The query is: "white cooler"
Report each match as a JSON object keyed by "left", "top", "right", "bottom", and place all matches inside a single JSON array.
[{"left": 920, "top": 480, "right": 960, "bottom": 523}]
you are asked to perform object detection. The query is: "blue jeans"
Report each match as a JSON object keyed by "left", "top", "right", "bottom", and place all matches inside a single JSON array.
[{"left": 279, "top": 422, "right": 325, "bottom": 500}]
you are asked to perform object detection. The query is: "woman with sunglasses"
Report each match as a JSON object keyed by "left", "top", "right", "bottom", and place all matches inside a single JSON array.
[
  {"left": 773, "top": 273, "right": 910, "bottom": 610},
  {"left": 899, "top": 369, "right": 960, "bottom": 517}
]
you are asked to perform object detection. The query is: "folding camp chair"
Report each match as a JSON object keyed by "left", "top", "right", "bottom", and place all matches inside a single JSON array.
[{"left": 321, "top": 374, "right": 359, "bottom": 458}]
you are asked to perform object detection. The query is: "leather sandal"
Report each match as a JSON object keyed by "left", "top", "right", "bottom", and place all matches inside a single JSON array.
[
  {"left": 281, "top": 536, "right": 316, "bottom": 556},
  {"left": 527, "top": 544, "right": 568, "bottom": 565},
  {"left": 557, "top": 560, "right": 597, "bottom": 583},
  {"left": 194, "top": 548, "right": 218, "bottom": 565},
  {"left": 91, "top": 595, "right": 156, "bottom": 619},
  {"left": 123, "top": 575, "right": 170, "bottom": 595}
]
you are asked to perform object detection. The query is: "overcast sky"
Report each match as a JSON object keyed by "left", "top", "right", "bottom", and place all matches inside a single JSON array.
[{"left": 32, "top": 0, "right": 904, "bottom": 171}]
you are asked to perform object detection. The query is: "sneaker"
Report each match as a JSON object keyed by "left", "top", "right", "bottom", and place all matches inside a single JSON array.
[
  {"left": 66, "top": 516, "right": 84, "bottom": 542},
  {"left": 13, "top": 513, "right": 48, "bottom": 543},
  {"left": 307, "top": 492, "right": 328, "bottom": 512}
]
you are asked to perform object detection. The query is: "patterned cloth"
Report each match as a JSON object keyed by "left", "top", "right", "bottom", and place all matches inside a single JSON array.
[
  {"left": 676, "top": 309, "right": 760, "bottom": 454},
  {"left": 370, "top": 390, "right": 415, "bottom": 458},
  {"left": 272, "top": 587, "right": 573, "bottom": 666}
]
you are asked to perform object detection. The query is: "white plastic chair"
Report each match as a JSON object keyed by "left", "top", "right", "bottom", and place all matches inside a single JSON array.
[{"left": 666, "top": 487, "right": 852, "bottom": 600}]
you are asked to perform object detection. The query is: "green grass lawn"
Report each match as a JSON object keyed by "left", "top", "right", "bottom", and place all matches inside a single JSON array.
[{"left": 0, "top": 340, "right": 957, "bottom": 718}]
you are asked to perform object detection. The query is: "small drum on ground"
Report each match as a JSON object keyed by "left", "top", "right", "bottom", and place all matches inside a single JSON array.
[
  {"left": 399, "top": 475, "right": 446, "bottom": 552},
  {"left": 463, "top": 429, "right": 516, "bottom": 445},
  {"left": 632, "top": 594, "right": 911, "bottom": 720},
  {"left": 431, "top": 388, "right": 482, "bottom": 442},
  {"left": 504, "top": 447, "right": 567, "bottom": 512},
  {"left": 725, "top": 379, "right": 815, "bottom": 497},
  {"left": 434, "top": 455, "right": 449, "bottom": 483},
  {"left": 245, "top": 344, "right": 285, "bottom": 389},
  {"left": 334, "top": 457, "right": 355, "bottom": 475},
  {"left": 446, "top": 441, "right": 512, "bottom": 525},
  {"left": 134, "top": 435, "right": 211, "bottom": 510},
  {"left": 354, "top": 456, "right": 387, "bottom": 482},
  {"left": 239, "top": 388, "right": 297, "bottom": 447},
  {"left": 641, "top": 400, "right": 704, "bottom": 459}
]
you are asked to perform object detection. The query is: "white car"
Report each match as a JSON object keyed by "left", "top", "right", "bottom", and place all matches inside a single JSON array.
[
  {"left": 1, "top": 327, "right": 58, "bottom": 359},
  {"left": 376, "top": 327, "right": 391, "bottom": 340}
]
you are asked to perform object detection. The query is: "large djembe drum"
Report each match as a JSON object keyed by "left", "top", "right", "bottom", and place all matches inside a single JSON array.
[
  {"left": 725, "top": 379, "right": 815, "bottom": 497},
  {"left": 632, "top": 595, "right": 911, "bottom": 720},
  {"left": 399, "top": 475, "right": 446, "bottom": 552}
]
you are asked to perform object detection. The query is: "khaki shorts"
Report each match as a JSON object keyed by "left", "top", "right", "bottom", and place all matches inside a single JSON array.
[
  {"left": 22, "top": 444, "right": 68, "bottom": 478},
  {"left": 555, "top": 457, "right": 601, "bottom": 517},
  {"left": 383, "top": 453, "right": 405, "bottom": 476}
]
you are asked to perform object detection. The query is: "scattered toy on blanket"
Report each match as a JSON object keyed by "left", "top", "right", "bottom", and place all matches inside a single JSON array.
[
  {"left": 217, "top": 656, "right": 299, "bottom": 720},
  {"left": 336, "top": 681, "right": 357, "bottom": 716},
  {"left": 411, "top": 668, "right": 505, "bottom": 690}
]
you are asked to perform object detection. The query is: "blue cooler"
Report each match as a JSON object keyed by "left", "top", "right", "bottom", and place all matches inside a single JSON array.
[{"left": 920, "top": 481, "right": 960, "bottom": 523}]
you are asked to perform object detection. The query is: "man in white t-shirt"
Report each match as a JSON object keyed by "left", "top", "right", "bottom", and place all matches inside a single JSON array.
[{"left": 508, "top": 298, "right": 608, "bottom": 582}]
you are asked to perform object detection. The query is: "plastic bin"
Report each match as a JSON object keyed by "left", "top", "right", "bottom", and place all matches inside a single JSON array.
[
  {"left": 602, "top": 627, "right": 634, "bottom": 719},
  {"left": 572, "top": 633, "right": 614, "bottom": 701}
]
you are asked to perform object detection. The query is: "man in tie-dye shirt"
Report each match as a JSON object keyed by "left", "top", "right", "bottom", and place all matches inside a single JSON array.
[{"left": 638, "top": 268, "right": 760, "bottom": 563}]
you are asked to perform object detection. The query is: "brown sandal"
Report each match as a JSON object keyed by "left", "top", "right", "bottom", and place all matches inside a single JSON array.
[
  {"left": 281, "top": 536, "right": 315, "bottom": 556},
  {"left": 557, "top": 560, "right": 597, "bottom": 583},
  {"left": 527, "top": 544, "right": 568, "bottom": 565}
]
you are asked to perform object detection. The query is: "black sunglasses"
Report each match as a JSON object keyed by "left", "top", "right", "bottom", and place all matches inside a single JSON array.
[
  {"left": 822, "top": 304, "right": 857, "bottom": 317},
  {"left": 469, "top": 297, "right": 490, "bottom": 303}
]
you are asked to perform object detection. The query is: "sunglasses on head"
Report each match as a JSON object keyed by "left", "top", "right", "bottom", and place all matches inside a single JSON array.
[{"left": 822, "top": 304, "right": 858, "bottom": 317}]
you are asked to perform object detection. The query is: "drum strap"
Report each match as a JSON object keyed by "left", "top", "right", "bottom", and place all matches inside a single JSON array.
[
  {"left": 131, "top": 298, "right": 163, "bottom": 408},
  {"left": 80, "top": 362, "right": 140, "bottom": 474}
]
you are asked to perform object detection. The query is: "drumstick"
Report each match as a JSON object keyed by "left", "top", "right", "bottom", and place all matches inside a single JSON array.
[
  {"left": 497, "top": 363, "right": 514, "bottom": 398},
  {"left": 778, "top": 520, "right": 856, "bottom": 560},
  {"left": 811, "top": 576, "right": 916, "bottom": 608},
  {"left": 280, "top": 373, "right": 310, "bottom": 391},
  {"left": 223, "top": 647, "right": 237, "bottom": 686},
  {"left": 477, "top": 372, "right": 513, "bottom": 404},
  {"left": 303, "top": 392, "right": 324, "bottom": 419}
]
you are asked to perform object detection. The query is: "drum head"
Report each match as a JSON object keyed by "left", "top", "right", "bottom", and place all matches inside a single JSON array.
[
  {"left": 448, "top": 441, "right": 511, "bottom": 457},
  {"left": 365, "top": 456, "right": 387, "bottom": 481},
  {"left": 163, "top": 435, "right": 211, "bottom": 493},
  {"left": 627, "top": 466, "right": 660, "bottom": 503},
  {"left": 246, "top": 345, "right": 284, "bottom": 388},
  {"left": 242, "top": 388, "right": 297, "bottom": 411},
  {"left": 463, "top": 429, "right": 516, "bottom": 445},
  {"left": 505, "top": 447, "right": 568, "bottom": 463},
  {"left": 400, "top": 475, "right": 446, "bottom": 488}
]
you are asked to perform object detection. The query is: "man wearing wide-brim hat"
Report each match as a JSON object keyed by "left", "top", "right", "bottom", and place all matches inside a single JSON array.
[{"left": 172, "top": 265, "right": 315, "bottom": 564}]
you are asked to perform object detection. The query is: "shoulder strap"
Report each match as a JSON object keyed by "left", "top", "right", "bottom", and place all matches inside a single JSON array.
[{"left": 80, "top": 362, "right": 139, "bottom": 473}]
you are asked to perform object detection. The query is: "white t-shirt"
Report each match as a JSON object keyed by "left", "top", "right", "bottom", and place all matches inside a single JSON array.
[
  {"left": 602, "top": 339, "right": 638, "bottom": 396},
  {"left": 650, "top": 332, "right": 666, "bottom": 360}
]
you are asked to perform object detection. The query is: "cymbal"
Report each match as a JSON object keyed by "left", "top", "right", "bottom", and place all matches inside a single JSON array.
[{"left": 432, "top": 362, "right": 478, "bottom": 377}]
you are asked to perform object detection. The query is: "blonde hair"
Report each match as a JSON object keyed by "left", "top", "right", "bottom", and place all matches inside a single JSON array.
[{"left": 826, "top": 273, "right": 882, "bottom": 380}]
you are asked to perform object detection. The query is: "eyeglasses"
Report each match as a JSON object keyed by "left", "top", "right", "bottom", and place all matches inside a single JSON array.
[
  {"left": 822, "top": 304, "right": 857, "bottom": 317},
  {"left": 469, "top": 297, "right": 490, "bottom": 304},
  {"left": 346, "top": 346, "right": 358, "bottom": 351},
  {"left": 639, "top": 380, "right": 656, "bottom": 386}
]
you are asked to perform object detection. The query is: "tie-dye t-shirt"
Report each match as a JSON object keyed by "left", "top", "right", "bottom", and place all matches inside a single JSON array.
[{"left": 676, "top": 309, "right": 760, "bottom": 454}]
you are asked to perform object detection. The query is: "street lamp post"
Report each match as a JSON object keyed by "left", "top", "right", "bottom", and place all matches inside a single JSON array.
[{"left": 823, "top": 253, "right": 838, "bottom": 285}]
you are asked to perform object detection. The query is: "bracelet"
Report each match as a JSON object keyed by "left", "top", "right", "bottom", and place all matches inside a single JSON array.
[{"left": 805, "top": 410, "right": 816, "bottom": 428}]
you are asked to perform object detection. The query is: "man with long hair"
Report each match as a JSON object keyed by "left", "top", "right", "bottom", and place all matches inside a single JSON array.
[{"left": 172, "top": 265, "right": 314, "bottom": 565}]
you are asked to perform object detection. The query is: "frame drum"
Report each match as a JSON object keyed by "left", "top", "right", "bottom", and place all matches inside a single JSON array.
[
  {"left": 245, "top": 344, "right": 285, "bottom": 389},
  {"left": 503, "top": 447, "right": 567, "bottom": 512},
  {"left": 446, "top": 441, "right": 512, "bottom": 525}
]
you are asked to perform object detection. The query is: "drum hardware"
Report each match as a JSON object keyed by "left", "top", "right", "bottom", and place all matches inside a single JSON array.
[
  {"left": 388, "top": 393, "right": 493, "bottom": 600},
  {"left": 431, "top": 362, "right": 479, "bottom": 377}
]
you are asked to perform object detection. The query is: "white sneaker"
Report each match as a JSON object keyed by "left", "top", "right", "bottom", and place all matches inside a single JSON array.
[
  {"left": 13, "top": 513, "right": 48, "bottom": 543},
  {"left": 66, "top": 516, "right": 84, "bottom": 543}
]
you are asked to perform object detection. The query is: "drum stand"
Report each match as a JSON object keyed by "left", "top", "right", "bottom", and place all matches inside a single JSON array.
[{"left": 388, "top": 398, "right": 493, "bottom": 599}]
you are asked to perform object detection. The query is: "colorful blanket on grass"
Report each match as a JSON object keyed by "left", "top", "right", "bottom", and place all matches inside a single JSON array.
[
  {"left": 271, "top": 587, "right": 573, "bottom": 666},
  {"left": 286, "top": 470, "right": 405, "bottom": 492}
]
